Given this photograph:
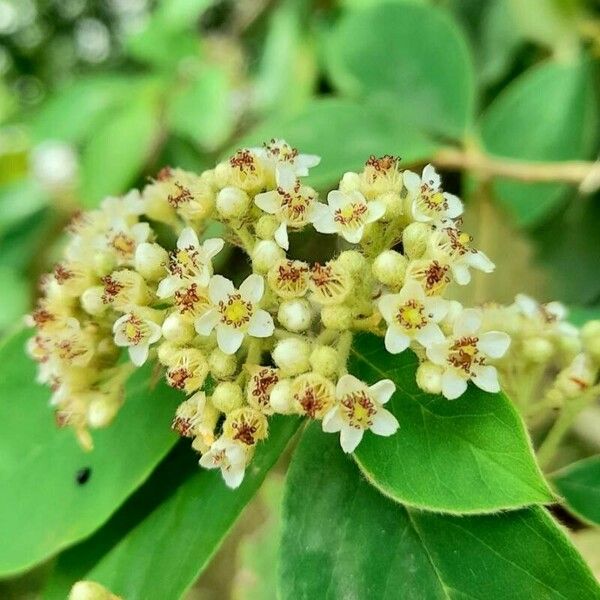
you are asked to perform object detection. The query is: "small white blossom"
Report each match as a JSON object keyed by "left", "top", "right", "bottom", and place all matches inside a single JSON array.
[
  {"left": 322, "top": 374, "right": 398, "bottom": 453},
  {"left": 199, "top": 437, "right": 247, "bottom": 488},
  {"left": 426, "top": 308, "right": 511, "bottom": 400},
  {"left": 378, "top": 280, "right": 449, "bottom": 354},
  {"left": 254, "top": 138, "right": 320, "bottom": 188},
  {"left": 195, "top": 274, "right": 274, "bottom": 354},
  {"left": 313, "top": 189, "right": 384, "bottom": 243},
  {"left": 157, "top": 228, "right": 224, "bottom": 298},
  {"left": 404, "top": 164, "right": 462, "bottom": 224},
  {"left": 255, "top": 181, "right": 319, "bottom": 250},
  {"left": 104, "top": 221, "right": 152, "bottom": 267},
  {"left": 514, "top": 294, "right": 578, "bottom": 337},
  {"left": 113, "top": 312, "right": 162, "bottom": 366}
]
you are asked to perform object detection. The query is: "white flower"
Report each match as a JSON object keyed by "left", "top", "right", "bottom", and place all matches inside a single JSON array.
[
  {"left": 254, "top": 138, "right": 320, "bottom": 188},
  {"left": 404, "top": 164, "right": 462, "bottom": 224},
  {"left": 514, "top": 294, "right": 577, "bottom": 336},
  {"left": 428, "top": 226, "right": 494, "bottom": 285},
  {"left": 195, "top": 274, "right": 274, "bottom": 354},
  {"left": 313, "top": 189, "right": 384, "bottom": 243},
  {"left": 199, "top": 437, "right": 247, "bottom": 488},
  {"left": 113, "top": 312, "right": 162, "bottom": 366},
  {"left": 104, "top": 221, "right": 152, "bottom": 266},
  {"left": 157, "top": 228, "right": 224, "bottom": 298},
  {"left": 426, "top": 308, "right": 511, "bottom": 400},
  {"left": 254, "top": 181, "right": 319, "bottom": 250},
  {"left": 101, "top": 189, "right": 146, "bottom": 228},
  {"left": 378, "top": 280, "right": 449, "bottom": 353},
  {"left": 322, "top": 374, "right": 399, "bottom": 453}
]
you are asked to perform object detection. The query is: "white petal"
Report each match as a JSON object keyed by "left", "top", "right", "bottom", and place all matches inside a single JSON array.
[
  {"left": 426, "top": 342, "right": 448, "bottom": 366},
  {"left": 254, "top": 190, "right": 279, "bottom": 214},
  {"left": 341, "top": 225, "right": 364, "bottom": 244},
  {"left": 478, "top": 331, "right": 511, "bottom": 359},
  {"left": 147, "top": 321, "right": 163, "bottom": 344},
  {"left": 546, "top": 301, "right": 567, "bottom": 321},
  {"left": 157, "top": 276, "right": 181, "bottom": 299},
  {"left": 222, "top": 465, "right": 245, "bottom": 489},
  {"left": 443, "top": 193, "right": 463, "bottom": 218},
  {"left": 403, "top": 170, "right": 421, "bottom": 194},
  {"left": 199, "top": 453, "right": 219, "bottom": 470},
  {"left": 209, "top": 275, "right": 235, "bottom": 304},
  {"left": 217, "top": 325, "right": 244, "bottom": 354},
  {"left": 454, "top": 308, "right": 482, "bottom": 337},
  {"left": 312, "top": 208, "right": 338, "bottom": 234},
  {"left": 195, "top": 308, "right": 219, "bottom": 335},
  {"left": 452, "top": 263, "right": 471, "bottom": 286},
  {"left": 178, "top": 227, "right": 199, "bottom": 249},
  {"left": 276, "top": 164, "right": 296, "bottom": 189},
  {"left": 336, "top": 374, "right": 362, "bottom": 398},
  {"left": 340, "top": 426, "right": 364, "bottom": 453},
  {"left": 327, "top": 190, "right": 347, "bottom": 211},
  {"left": 378, "top": 294, "right": 400, "bottom": 323},
  {"left": 274, "top": 222, "right": 289, "bottom": 250},
  {"left": 247, "top": 309, "right": 274, "bottom": 338},
  {"left": 399, "top": 279, "right": 425, "bottom": 303},
  {"left": 412, "top": 203, "right": 432, "bottom": 223},
  {"left": 441, "top": 370, "right": 468, "bottom": 400},
  {"left": 370, "top": 409, "right": 399, "bottom": 436},
  {"left": 297, "top": 153, "right": 321, "bottom": 170},
  {"left": 472, "top": 365, "right": 500, "bottom": 393},
  {"left": 322, "top": 406, "right": 343, "bottom": 433},
  {"left": 239, "top": 273, "right": 264, "bottom": 303},
  {"left": 424, "top": 296, "right": 448, "bottom": 322},
  {"left": 368, "top": 379, "right": 395, "bottom": 404},
  {"left": 422, "top": 164, "right": 441, "bottom": 188},
  {"left": 113, "top": 313, "right": 129, "bottom": 332},
  {"left": 113, "top": 330, "right": 130, "bottom": 347},
  {"left": 129, "top": 344, "right": 149, "bottom": 367},
  {"left": 131, "top": 222, "right": 151, "bottom": 243},
  {"left": 514, "top": 294, "right": 537, "bottom": 317},
  {"left": 202, "top": 238, "right": 225, "bottom": 260},
  {"left": 415, "top": 323, "right": 444, "bottom": 347},
  {"left": 467, "top": 251, "right": 494, "bottom": 273},
  {"left": 366, "top": 200, "right": 385, "bottom": 223},
  {"left": 385, "top": 327, "right": 410, "bottom": 354}
]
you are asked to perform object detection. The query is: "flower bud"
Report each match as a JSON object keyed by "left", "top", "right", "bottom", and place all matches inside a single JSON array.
[
  {"left": 255, "top": 215, "right": 280, "bottom": 240},
  {"left": 309, "top": 345, "right": 339, "bottom": 378},
  {"left": 269, "top": 379, "right": 294, "bottom": 414},
  {"left": 339, "top": 171, "right": 361, "bottom": 193},
  {"left": 162, "top": 312, "right": 195, "bottom": 344},
  {"left": 403, "top": 222, "right": 431, "bottom": 259},
  {"left": 81, "top": 286, "right": 106, "bottom": 316},
  {"left": 69, "top": 581, "right": 118, "bottom": 600},
  {"left": 252, "top": 240, "right": 285, "bottom": 273},
  {"left": 272, "top": 338, "right": 311, "bottom": 375},
  {"left": 278, "top": 299, "right": 312, "bottom": 332},
  {"left": 522, "top": 337, "right": 554, "bottom": 364},
  {"left": 378, "top": 191, "right": 403, "bottom": 220},
  {"left": 321, "top": 305, "right": 352, "bottom": 330},
  {"left": 216, "top": 186, "right": 250, "bottom": 218},
  {"left": 209, "top": 348, "right": 238, "bottom": 379},
  {"left": 135, "top": 242, "right": 168, "bottom": 281},
  {"left": 372, "top": 250, "right": 407, "bottom": 288},
  {"left": 211, "top": 381, "right": 244, "bottom": 413},
  {"left": 87, "top": 393, "right": 121, "bottom": 428},
  {"left": 93, "top": 252, "right": 116, "bottom": 277},
  {"left": 157, "top": 341, "right": 180, "bottom": 365},
  {"left": 336, "top": 250, "right": 367, "bottom": 275},
  {"left": 582, "top": 320, "right": 600, "bottom": 363},
  {"left": 416, "top": 361, "right": 443, "bottom": 395}
]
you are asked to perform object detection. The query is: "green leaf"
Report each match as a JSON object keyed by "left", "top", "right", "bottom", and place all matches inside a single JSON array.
[
  {"left": 280, "top": 424, "right": 600, "bottom": 600},
  {"left": 0, "top": 179, "right": 47, "bottom": 235},
  {"left": 0, "top": 266, "right": 29, "bottom": 329},
  {"left": 80, "top": 93, "right": 160, "bottom": 207},
  {"left": 0, "top": 329, "right": 182, "bottom": 576},
  {"left": 167, "top": 66, "right": 234, "bottom": 150},
  {"left": 30, "top": 77, "right": 130, "bottom": 144},
  {"left": 236, "top": 98, "right": 437, "bottom": 190},
  {"left": 350, "top": 333, "right": 553, "bottom": 513},
  {"left": 325, "top": 3, "right": 475, "bottom": 138},
  {"left": 480, "top": 59, "right": 598, "bottom": 227},
  {"left": 45, "top": 417, "right": 300, "bottom": 600},
  {"left": 155, "top": 0, "right": 213, "bottom": 29},
  {"left": 552, "top": 456, "right": 600, "bottom": 526}
]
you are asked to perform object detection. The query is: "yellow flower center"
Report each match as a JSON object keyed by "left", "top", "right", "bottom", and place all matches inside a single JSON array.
[
  {"left": 395, "top": 300, "right": 427, "bottom": 332},
  {"left": 447, "top": 336, "right": 483, "bottom": 374},
  {"left": 340, "top": 390, "right": 377, "bottom": 428},
  {"left": 334, "top": 202, "right": 368, "bottom": 228},
  {"left": 219, "top": 294, "right": 253, "bottom": 328}
]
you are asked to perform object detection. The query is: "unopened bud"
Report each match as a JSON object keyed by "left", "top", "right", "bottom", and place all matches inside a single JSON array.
[
  {"left": 255, "top": 215, "right": 280, "bottom": 240},
  {"left": 252, "top": 240, "right": 285, "bottom": 273},
  {"left": 522, "top": 337, "right": 554, "bottom": 364},
  {"left": 309, "top": 345, "right": 339, "bottom": 378},
  {"left": 162, "top": 312, "right": 195, "bottom": 344},
  {"left": 372, "top": 250, "right": 407, "bottom": 288},
  {"left": 135, "top": 242, "right": 168, "bottom": 281},
  {"left": 273, "top": 338, "right": 311, "bottom": 375},
  {"left": 321, "top": 305, "right": 352, "bottom": 330},
  {"left": 209, "top": 348, "right": 238, "bottom": 379},
  {"left": 278, "top": 299, "right": 312, "bottom": 332},
  {"left": 211, "top": 381, "right": 244, "bottom": 413},
  {"left": 69, "top": 581, "right": 119, "bottom": 600},
  {"left": 269, "top": 379, "right": 294, "bottom": 414},
  {"left": 339, "top": 171, "right": 361, "bottom": 193},
  {"left": 216, "top": 186, "right": 250, "bottom": 218},
  {"left": 582, "top": 320, "right": 600, "bottom": 363},
  {"left": 336, "top": 250, "right": 367, "bottom": 275},
  {"left": 81, "top": 286, "right": 106, "bottom": 316},
  {"left": 416, "top": 362, "right": 443, "bottom": 395},
  {"left": 403, "top": 222, "right": 431, "bottom": 259},
  {"left": 379, "top": 191, "right": 403, "bottom": 220}
]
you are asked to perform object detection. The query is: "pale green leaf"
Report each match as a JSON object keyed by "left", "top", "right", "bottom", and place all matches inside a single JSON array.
[
  {"left": 0, "top": 329, "right": 182, "bottom": 576},
  {"left": 350, "top": 333, "right": 554, "bottom": 513},
  {"left": 325, "top": 3, "right": 475, "bottom": 138},
  {"left": 0, "top": 267, "right": 29, "bottom": 329},
  {"left": 552, "top": 456, "right": 600, "bottom": 526},
  {"left": 480, "top": 59, "right": 598, "bottom": 227},
  {"left": 280, "top": 424, "right": 600, "bottom": 599}
]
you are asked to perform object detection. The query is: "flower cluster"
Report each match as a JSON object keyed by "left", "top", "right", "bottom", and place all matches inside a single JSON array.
[{"left": 28, "top": 139, "right": 597, "bottom": 488}]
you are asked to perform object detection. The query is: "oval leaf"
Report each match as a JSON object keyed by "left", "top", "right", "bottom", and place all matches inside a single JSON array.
[
  {"left": 350, "top": 333, "right": 553, "bottom": 513},
  {"left": 480, "top": 59, "right": 598, "bottom": 227},
  {"left": 280, "top": 424, "right": 600, "bottom": 600},
  {"left": 45, "top": 417, "right": 300, "bottom": 600},
  {"left": 326, "top": 3, "right": 475, "bottom": 138},
  {"left": 0, "top": 329, "right": 181, "bottom": 576},
  {"left": 552, "top": 456, "right": 600, "bottom": 526}
]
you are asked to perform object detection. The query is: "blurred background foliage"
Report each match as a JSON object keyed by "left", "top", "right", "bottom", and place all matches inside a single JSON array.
[{"left": 1, "top": 0, "right": 600, "bottom": 596}]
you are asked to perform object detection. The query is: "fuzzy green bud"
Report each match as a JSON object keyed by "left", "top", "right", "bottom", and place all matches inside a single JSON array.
[
  {"left": 278, "top": 299, "right": 313, "bottom": 332},
  {"left": 379, "top": 191, "right": 403, "bottom": 220},
  {"left": 208, "top": 347, "right": 238, "bottom": 379},
  {"left": 372, "top": 250, "right": 408, "bottom": 288},
  {"left": 252, "top": 240, "right": 285, "bottom": 272},
  {"left": 135, "top": 242, "right": 168, "bottom": 281},
  {"left": 309, "top": 345, "right": 339, "bottom": 378},
  {"left": 216, "top": 186, "right": 250, "bottom": 218},
  {"left": 321, "top": 305, "right": 353, "bottom": 330},
  {"left": 416, "top": 361, "right": 443, "bottom": 395},
  {"left": 255, "top": 215, "right": 280, "bottom": 240},
  {"left": 582, "top": 320, "right": 600, "bottom": 363},
  {"left": 336, "top": 250, "right": 367, "bottom": 275},
  {"left": 273, "top": 338, "right": 311, "bottom": 375},
  {"left": 211, "top": 381, "right": 244, "bottom": 413},
  {"left": 162, "top": 313, "right": 195, "bottom": 344},
  {"left": 522, "top": 337, "right": 554, "bottom": 364},
  {"left": 403, "top": 222, "right": 430, "bottom": 259}
]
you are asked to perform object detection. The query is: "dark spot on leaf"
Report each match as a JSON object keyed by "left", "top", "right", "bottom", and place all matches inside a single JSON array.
[{"left": 76, "top": 467, "right": 91, "bottom": 485}]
